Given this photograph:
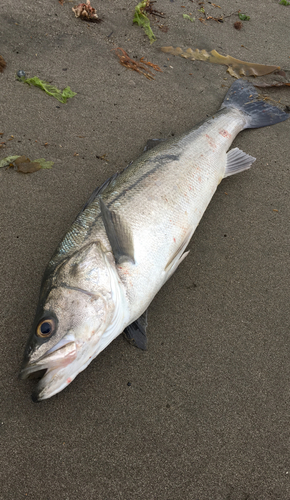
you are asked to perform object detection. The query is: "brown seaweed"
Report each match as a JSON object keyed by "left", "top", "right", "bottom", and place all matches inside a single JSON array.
[{"left": 161, "top": 46, "right": 280, "bottom": 78}]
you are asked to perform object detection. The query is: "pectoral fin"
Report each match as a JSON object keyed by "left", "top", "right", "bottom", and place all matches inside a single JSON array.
[
  {"left": 100, "top": 198, "right": 135, "bottom": 264},
  {"left": 123, "top": 310, "right": 148, "bottom": 350}
]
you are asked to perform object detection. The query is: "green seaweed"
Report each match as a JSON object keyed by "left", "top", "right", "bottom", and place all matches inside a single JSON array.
[
  {"left": 238, "top": 13, "right": 250, "bottom": 21},
  {"left": 0, "top": 155, "right": 20, "bottom": 168},
  {"left": 33, "top": 158, "right": 54, "bottom": 169},
  {"left": 183, "top": 14, "right": 195, "bottom": 22},
  {"left": 133, "top": 1, "right": 156, "bottom": 44},
  {"left": 279, "top": 0, "right": 290, "bottom": 5},
  {"left": 19, "top": 76, "right": 76, "bottom": 103}
]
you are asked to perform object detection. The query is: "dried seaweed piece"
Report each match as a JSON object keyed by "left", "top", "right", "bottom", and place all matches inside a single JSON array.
[
  {"left": 144, "top": 1, "right": 165, "bottom": 18},
  {"left": 114, "top": 48, "right": 162, "bottom": 80},
  {"left": 0, "top": 155, "right": 53, "bottom": 172},
  {"left": 206, "top": 15, "right": 223, "bottom": 22},
  {"left": 161, "top": 46, "right": 280, "bottom": 78},
  {"left": 140, "top": 57, "right": 162, "bottom": 72},
  {"left": 234, "top": 21, "right": 242, "bottom": 30},
  {"left": 14, "top": 157, "right": 42, "bottom": 174},
  {"left": 133, "top": 1, "right": 156, "bottom": 44},
  {"left": 0, "top": 55, "right": 6, "bottom": 73},
  {"left": 72, "top": 0, "right": 101, "bottom": 23},
  {"left": 159, "top": 24, "right": 168, "bottom": 32}
]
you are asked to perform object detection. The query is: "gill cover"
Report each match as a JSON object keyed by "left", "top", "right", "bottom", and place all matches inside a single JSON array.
[{"left": 20, "top": 242, "right": 117, "bottom": 375}]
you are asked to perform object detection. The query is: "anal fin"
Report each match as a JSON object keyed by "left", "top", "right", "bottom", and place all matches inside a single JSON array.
[
  {"left": 123, "top": 310, "right": 148, "bottom": 350},
  {"left": 224, "top": 147, "right": 256, "bottom": 178}
]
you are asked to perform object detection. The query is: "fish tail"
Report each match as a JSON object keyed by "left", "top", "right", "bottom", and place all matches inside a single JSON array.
[{"left": 221, "top": 79, "right": 289, "bottom": 129}]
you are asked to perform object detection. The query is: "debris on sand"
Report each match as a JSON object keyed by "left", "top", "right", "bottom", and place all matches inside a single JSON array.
[
  {"left": 161, "top": 46, "right": 280, "bottom": 78},
  {"left": 72, "top": 0, "right": 102, "bottom": 23},
  {"left": 0, "top": 55, "right": 6, "bottom": 73},
  {"left": 18, "top": 75, "right": 76, "bottom": 103},
  {"left": 0, "top": 155, "right": 54, "bottom": 173},
  {"left": 133, "top": 1, "right": 157, "bottom": 43},
  {"left": 114, "top": 48, "right": 162, "bottom": 80},
  {"left": 251, "top": 69, "right": 290, "bottom": 88},
  {"left": 143, "top": 0, "right": 165, "bottom": 18},
  {"left": 183, "top": 14, "right": 195, "bottom": 22},
  {"left": 234, "top": 21, "right": 243, "bottom": 30},
  {"left": 238, "top": 13, "right": 250, "bottom": 21}
]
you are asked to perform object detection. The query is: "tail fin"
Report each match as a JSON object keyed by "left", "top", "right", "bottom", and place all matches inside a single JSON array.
[{"left": 221, "top": 79, "right": 289, "bottom": 129}]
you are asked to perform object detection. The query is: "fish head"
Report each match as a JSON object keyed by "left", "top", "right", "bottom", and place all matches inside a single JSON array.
[{"left": 20, "top": 242, "right": 126, "bottom": 401}]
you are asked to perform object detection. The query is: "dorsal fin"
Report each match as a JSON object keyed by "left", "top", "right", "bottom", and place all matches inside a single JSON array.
[{"left": 81, "top": 172, "right": 119, "bottom": 213}]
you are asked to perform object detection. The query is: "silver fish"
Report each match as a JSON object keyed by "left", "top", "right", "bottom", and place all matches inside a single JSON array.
[{"left": 20, "top": 80, "right": 289, "bottom": 400}]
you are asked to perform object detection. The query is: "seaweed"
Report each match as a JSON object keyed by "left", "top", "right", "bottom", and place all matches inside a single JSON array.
[
  {"left": 114, "top": 48, "right": 162, "bottom": 80},
  {"left": 0, "top": 155, "right": 53, "bottom": 173},
  {"left": 161, "top": 46, "right": 280, "bottom": 78},
  {"left": 133, "top": 1, "right": 157, "bottom": 44},
  {"left": 183, "top": 14, "right": 195, "bottom": 22},
  {"left": 238, "top": 13, "right": 250, "bottom": 21},
  {"left": 72, "top": 1, "right": 102, "bottom": 22},
  {"left": 18, "top": 76, "right": 76, "bottom": 103}
]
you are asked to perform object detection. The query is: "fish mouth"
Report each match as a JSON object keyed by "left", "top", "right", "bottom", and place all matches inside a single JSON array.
[{"left": 20, "top": 341, "right": 77, "bottom": 379}]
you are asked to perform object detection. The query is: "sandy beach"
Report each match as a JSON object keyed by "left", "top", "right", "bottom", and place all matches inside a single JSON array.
[{"left": 1, "top": 1, "right": 290, "bottom": 498}]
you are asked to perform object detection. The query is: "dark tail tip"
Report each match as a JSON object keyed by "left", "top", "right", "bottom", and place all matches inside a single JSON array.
[{"left": 221, "top": 79, "right": 289, "bottom": 129}]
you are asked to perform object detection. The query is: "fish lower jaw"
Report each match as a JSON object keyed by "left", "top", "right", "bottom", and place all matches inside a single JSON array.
[{"left": 19, "top": 341, "right": 77, "bottom": 380}]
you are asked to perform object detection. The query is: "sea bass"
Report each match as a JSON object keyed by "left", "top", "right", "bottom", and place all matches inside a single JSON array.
[{"left": 20, "top": 80, "right": 289, "bottom": 400}]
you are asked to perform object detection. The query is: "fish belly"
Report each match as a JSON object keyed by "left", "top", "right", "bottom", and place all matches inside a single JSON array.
[{"left": 112, "top": 109, "right": 245, "bottom": 319}]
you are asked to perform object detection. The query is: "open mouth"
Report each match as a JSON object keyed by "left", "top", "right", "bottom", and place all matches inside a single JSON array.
[
  {"left": 19, "top": 341, "right": 77, "bottom": 381},
  {"left": 26, "top": 368, "right": 47, "bottom": 381}
]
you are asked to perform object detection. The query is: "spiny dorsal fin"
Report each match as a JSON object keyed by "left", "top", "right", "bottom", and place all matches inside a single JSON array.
[
  {"left": 81, "top": 172, "right": 119, "bottom": 213},
  {"left": 100, "top": 198, "right": 135, "bottom": 265}
]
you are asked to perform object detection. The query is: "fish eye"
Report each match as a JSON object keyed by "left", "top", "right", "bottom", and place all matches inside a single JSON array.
[{"left": 36, "top": 319, "right": 55, "bottom": 338}]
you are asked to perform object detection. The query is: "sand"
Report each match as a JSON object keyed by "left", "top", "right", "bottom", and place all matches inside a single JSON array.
[{"left": 1, "top": 0, "right": 290, "bottom": 498}]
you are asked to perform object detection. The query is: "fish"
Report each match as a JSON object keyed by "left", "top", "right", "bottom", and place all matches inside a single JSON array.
[{"left": 19, "top": 80, "right": 289, "bottom": 401}]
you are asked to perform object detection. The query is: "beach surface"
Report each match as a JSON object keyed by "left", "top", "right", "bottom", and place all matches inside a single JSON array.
[{"left": 1, "top": 1, "right": 290, "bottom": 498}]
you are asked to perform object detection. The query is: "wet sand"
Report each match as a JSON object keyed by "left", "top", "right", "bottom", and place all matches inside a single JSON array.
[{"left": 1, "top": 1, "right": 290, "bottom": 498}]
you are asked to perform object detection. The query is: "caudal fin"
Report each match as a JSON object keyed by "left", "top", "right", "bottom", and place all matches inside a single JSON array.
[{"left": 221, "top": 79, "right": 289, "bottom": 129}]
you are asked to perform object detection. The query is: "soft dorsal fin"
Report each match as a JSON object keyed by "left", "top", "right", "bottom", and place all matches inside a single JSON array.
[
  {"left": 224, "top": 147, "right": 256, "bottom": 178},
  {"left": 123, "top": 310, "right": 148, "bottom": 350},
  {"left": 100, "top": 198, "right": 135, "bottom": 265}
]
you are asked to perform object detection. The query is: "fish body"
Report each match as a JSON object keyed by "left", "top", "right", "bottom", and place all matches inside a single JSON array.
[{"left": 20, "top": 80, "right": 289, "bottom": 400}]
